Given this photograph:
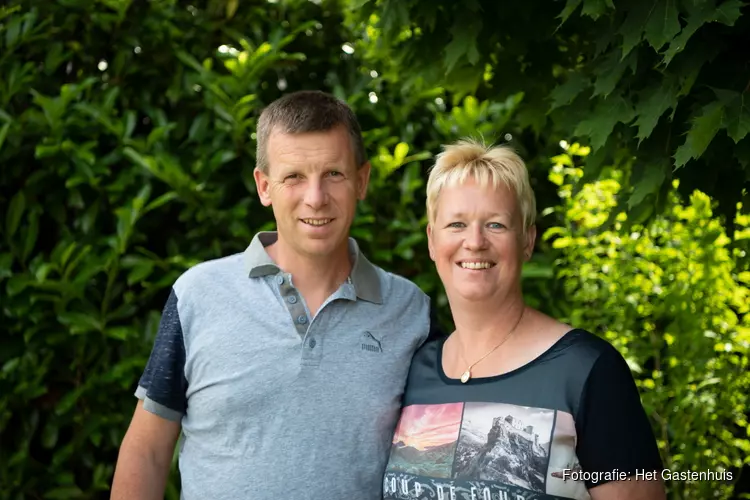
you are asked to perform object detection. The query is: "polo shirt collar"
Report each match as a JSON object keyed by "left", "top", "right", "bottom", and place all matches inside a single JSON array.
[{"left": 244, "top": 231, "right": 382, "bottom": 304}]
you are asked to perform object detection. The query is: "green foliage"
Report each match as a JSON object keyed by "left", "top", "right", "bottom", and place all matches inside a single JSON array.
[
  {"left": 0, "top": 1, "right": 558, "bottom": 496},
  {"left": 347, "top": 0, "right": 750, "bottom": 228},
  {"left": 1, "top": 0, "right": 747, "bottom": 499},
  {"left": 0, "top": 0, "right": 423, "bottom": 497},
  {"left": 544, "top": 144, "right": 750, "bottom": 499}
]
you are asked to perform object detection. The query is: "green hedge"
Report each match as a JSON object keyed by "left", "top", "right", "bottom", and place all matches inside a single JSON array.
[
  {"left": 1, "top": 1, "right": 748, "bottom": 499},
  {"left": 0, "top": 2, "right": 534, "bottom": 497},
  {"left": 544, "top": 144, "right": 750, "bottom": 499}
]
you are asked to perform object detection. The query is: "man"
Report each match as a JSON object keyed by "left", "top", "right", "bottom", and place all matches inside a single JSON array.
[{"left": 111, "top": 91, "right": 432, "bottom": 499}]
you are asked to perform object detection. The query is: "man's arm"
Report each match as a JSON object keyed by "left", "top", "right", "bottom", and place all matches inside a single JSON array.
[
  {"left": 111, "top": 400, "right": 181, "bottom": 500},
  {"left": 589, "top": 478, "right": 666, "bottom": 500},
  {"left": 112, "top": 287, "right": 188, "bottom": 498}
]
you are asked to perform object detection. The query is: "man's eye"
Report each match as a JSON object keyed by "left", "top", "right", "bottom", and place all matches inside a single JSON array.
[
  {"left": 327, "top": 171, "right": 343, "bottom": 177},
  {"left": 285, "top": 174, "right": 301, "bottom": 180}
]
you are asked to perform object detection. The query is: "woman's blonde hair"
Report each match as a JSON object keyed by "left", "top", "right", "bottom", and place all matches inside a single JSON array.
[{"left": 426, "top": 139, "right": 536, "bottom": 231}]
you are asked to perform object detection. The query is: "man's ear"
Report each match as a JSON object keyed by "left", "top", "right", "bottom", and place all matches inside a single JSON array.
[
  {"left": 427, "top": 223, "right": 436, "bottom": 261},
  {"left": 356, "top": 162, "right": 371, "bottom": 200},
  {"left": 254, "top": 167, "right": 273, "bottom": 207}
]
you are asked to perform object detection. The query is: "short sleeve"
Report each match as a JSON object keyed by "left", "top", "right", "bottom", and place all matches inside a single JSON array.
[
  {"left": 575, "top": 343, "right": 663, "bottom": 487},
  {"left": 425, "top": 300, "right": 448, "bottom": 343},
  {"left": 135, "top": 288, "right": 188, "bottom": 422}
]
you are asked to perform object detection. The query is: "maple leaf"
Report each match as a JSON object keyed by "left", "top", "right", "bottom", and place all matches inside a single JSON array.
[
  {"left": 633, "top": 81, "right": 679, "bottom": 144},
  {"left": 714, "top": 89, "right": 750, "bottom": 143},
  {"left": 444, "top": 19, "right": 482, "bottom": 73},
  {"left": 664, "top": 41, "right": 722, "bottom": 103},
  {"left": 549, "top": 73, "right": 589, "bottom": 110},
  {"left": 644, "top": 0, "right": 680, "bottom": 51},
  {"left": 674, "top": 100, "right": 725, "bottom": 168},
  {"left": 662, "top": 0, "right": 744, "bottom": 66},
  {"left": 628, "top": 160, "right": 668, "bottom": 209},
  {"left": 593, "top": 50, "right": 636, "bottom": 97},
  {"left": 574, "top": 93, "right": 636, "bottom": 149},
  {"left": 581, "top": 0, "right": 614, "bottom": 20},
  {"left": 618, "top": 0, "right": 651, "bottom": 59},
  {"left": 558, "top": 0, "right": 583, "bottom": 24},
  {"left": 715, "top": 0, "right": 745, "bottom": 25}
]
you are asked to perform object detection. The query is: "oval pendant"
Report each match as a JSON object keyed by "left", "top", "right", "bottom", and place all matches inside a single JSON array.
[{"left": 460, "top": 370, "right": 471, "bottom": 383}]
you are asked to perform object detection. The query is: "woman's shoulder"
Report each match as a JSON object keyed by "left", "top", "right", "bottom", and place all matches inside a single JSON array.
[
  {"left": 517, "top": 309, "right": 621, "bottom": 371},
  {"left": 549, "top": 327, "right": 627, "bottom": 362},
  {"left": 535, "top": 327, "right": 637, "bottom": 397}
]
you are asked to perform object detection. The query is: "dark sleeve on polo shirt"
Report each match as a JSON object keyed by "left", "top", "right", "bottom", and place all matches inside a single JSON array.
[
  {"left": 135, "top": 288, "right": 188, "bottom": 422},
  {"left": 575, "top": 342, "right": 663, "bottom": 488},
  {"left": 425, "top": 300, "right": 448, "bottom": 343}
]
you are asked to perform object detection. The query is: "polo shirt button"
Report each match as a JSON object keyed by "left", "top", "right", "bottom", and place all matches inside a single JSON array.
[
  {"left": 309, "top": 339, "right": 316, "bottom": 348},
  {"left": 276, "top": 276, "right": 284, "bottom": 285},
  {"left": 298, "top": 315, "right": 307, "bottom": 324},
  {"left": 287, "top": 295, "right": 297, "bottom": 304}
]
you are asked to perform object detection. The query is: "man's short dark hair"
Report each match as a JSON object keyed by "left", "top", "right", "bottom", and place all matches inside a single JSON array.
[{"left": 255, "top": 90, "right": 366, "bottom": 173}]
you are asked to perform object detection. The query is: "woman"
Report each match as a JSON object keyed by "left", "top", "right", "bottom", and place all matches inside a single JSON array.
[{"left": 382, "top": 140, "right": 665, "bottom": 500}]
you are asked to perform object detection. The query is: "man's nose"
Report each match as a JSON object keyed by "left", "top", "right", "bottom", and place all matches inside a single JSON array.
[{"left": 303, "top": 179, "right": 328, "bottom": 209}]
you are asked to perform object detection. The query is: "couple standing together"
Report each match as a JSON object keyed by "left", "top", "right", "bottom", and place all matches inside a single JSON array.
[{"left": 111, "top": 91, "right": 665, "bottom": 500}]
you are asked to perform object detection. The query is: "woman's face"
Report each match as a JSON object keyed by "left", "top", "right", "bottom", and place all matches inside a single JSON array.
[{"left": 427, "top": 178, "right": 535, "bottom": 304}]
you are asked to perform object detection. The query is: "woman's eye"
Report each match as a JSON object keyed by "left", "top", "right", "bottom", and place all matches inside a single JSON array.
[
  {"left": 448, "top": 222, "right": 465, "bottom": 228},
  {"left": 488, "top": 222, "right": 506, "bottom": 229}
]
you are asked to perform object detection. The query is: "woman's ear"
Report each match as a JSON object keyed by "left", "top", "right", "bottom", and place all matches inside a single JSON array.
[
  {"left": 523, "top": 225, "right": 537, "bottom": 261},
  {"left": 427, "top": 223, "right": 436, "bottom": 261}
]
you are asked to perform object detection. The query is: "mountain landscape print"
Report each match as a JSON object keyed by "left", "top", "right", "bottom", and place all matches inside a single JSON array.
[
  {"left": 387, "top": 403, "right": 464, "bottom": 478},
  {"left": 453, "top": 402, "right": 554, "bottom": 492}
]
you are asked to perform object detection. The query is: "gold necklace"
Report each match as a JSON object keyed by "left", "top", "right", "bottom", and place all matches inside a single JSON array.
[{"left": 458, "top": 308, "right": 525, "bottom": 384}]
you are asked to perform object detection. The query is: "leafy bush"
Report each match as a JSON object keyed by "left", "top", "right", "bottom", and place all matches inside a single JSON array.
[
  {"left": 0, "top": 1, "right": 542, "bottom": 497},
  {"left": 2, "top": 1, "right": 747, "bottom": 499},
  {"left": 0, "top": 1, "right": 405, "bottom": 497},
  {"left": 544, "top": 144, "right": 750, "bottom": 500},
  {"left": 347, "top": 0, "right": 750, "bottom": 230}
]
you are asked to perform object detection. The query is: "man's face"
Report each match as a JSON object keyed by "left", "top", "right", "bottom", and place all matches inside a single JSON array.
[{"left": 254, "top": 126, "right": 370, "bottom": 259}]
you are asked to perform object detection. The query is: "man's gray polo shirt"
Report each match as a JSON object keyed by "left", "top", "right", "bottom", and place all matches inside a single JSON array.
[{"left": 135, "top": 232, "right": 432, "bottom": 499}]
